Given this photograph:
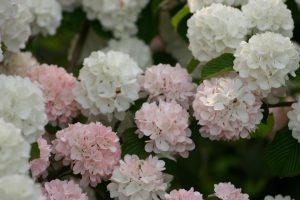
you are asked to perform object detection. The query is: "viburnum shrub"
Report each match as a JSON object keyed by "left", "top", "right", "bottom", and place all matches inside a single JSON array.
[{"left": 1, "top": 0, "right": 300, "bottom": 200}]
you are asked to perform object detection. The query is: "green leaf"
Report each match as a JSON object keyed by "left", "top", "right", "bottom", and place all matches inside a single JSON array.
[
  {"left": 30, "top": 142, "right": 40, "bottom": 161},
  {"left": 186, "top": 58, "right": 200, "bottom": 74},
  {"left": 289, "top": 64, "right": 300, "bottom": 87},
  {"left": 265, "top": 126, "right": 300, "bottom": 177},
  {"left": 251, "top": 114, "right": 274, "bottom": 139},
  {"left": 171, "top": 5, "right": 191, "bottom": 41},
  {"left": 200, "top": 53, "right": 235, "bottom": 82},
  {"left": 121, "top": 128, "right": 149, "bottom": 159}
]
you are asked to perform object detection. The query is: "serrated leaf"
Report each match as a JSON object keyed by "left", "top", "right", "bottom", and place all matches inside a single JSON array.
[
  {"left": 121, "top": 128, "right": 149, "bottom": 159},
  {"left": 265, "top": 126, "right": 300, "bottom": 177},
  {"left": 200, "top": 53, "right": 235, "bottom": 82},
  {"left": 251, "top": 114, "right": 274, "bottom": 139},
  {"left": 30, "top": 142, "right": 40, "bottom": 161}
]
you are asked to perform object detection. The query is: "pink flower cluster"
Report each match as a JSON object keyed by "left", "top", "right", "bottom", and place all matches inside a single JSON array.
[
  {"left": 27, "top": 64, "right": 80, "bottom": 127},
  {"left": 135, "top": 101, "right": 195, "bottom": 157},
  {"left": 165, "top": 188, "right": 203, "bottom": 200},
  {"left": 30, "top": 137, "right": 51, "bottom": 180},
  {"left": 107, "top": 155, "right": 169, "bottom": 200},
  {"left": 214, "top": 182, "right": 249, "bottom": 200},
  {"left": 52, "top": 122, "right": 121, "bottom": 186},
  {"left": 43, "top": 179, "right": 88, "bottom": 200},
  {"left": 140, "top": 64, "right": 196, "bottom": 109},
  {"left": 192, "top": 73, "right": 263, "bottom": 140}
]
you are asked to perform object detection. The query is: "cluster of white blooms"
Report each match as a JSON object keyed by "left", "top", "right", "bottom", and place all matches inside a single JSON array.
[
  {"left": 288, "top": 99, "right": 300, "bottom": 142},
  {"left": 0, "top": 51, "right": 39, "bottom": 76},
  {"left": 74, "top": 50, "right": 142, "bottom": 117},
  {"left": 57, "top": 0, "right": 81, "bottom": 11},
  {"left": 105, "top": 37, "right": 152, "bottom": 69},
  {"left": 0, "top": 118, "right": 30, "bottom": 176},
  {"left": 0, "top": 75, "right": 47, "bottom": 143},
  {"left": 107, "top": 155, "right": 171, "bottom": 200},
  {"left": 0, "top": 174, "right": 45, "bottom": 200},
  {"left": 0, "top": 0, "right": 32, "bottom": 52},
  {"left": 242, "top": 0, "right": 294, "bottom": 38},
  {"left": 187, "top": 3, "right": 248, "bottom": 62},
  {"left": 233, "top": 32, "right": 300, "bottom": 96},
  {"left": 187, "top": 0, "right": 235, "bottom": 13},
  {"left": 82, "top": 0, "right": 149, "bottom": 38},
  {"left": 265, "top": 195, "right": 294, "bottom": 200},
  {"left": 25, "top": 0, "right": 62, "bottom": 36}
]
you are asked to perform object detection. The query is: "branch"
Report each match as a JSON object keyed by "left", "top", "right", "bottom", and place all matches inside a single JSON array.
[
  {"left": 268, "top": 101, "right": 296, "bottom": 108},
  {"left": 67, "top": 20, "right": 90, "bottom": 73}
]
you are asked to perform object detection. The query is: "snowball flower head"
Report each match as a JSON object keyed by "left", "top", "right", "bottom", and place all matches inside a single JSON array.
[
  {"left": 0, "top": 52, "right": 39, "bottom": 76},
  {"left": 30, "top": 137, "right": 51, "bottom": 180},
  {"left": 105, "top": 37, "right": 153, "bottom": 69},
  {"left": 192, "top": 73, "right": 263, "bottom": 141},
  {"left": 0, "top": 174, "right": 45, "bottom": 200},
  {"left": 0, "top": 0, "right": 32, "bottom": 52},
  {"left": 43, "top": 179, "right": 88, "bottom": 200},
  {"left": 0, "top": 118, "right": 30, "bottom": 176},
  {"left": 135, "top": 101, "right": 195, "bottom": 157},
  {"left": 0, "top": 75, "right": 47, "bottom": 143},
  {"left": 57, "top": 0, "right": 81, "bottom": 11},
  {"left": 74, "top": 50, "right": 142, "bottom": 116},
  {"left": 264, "top": 195, "right": 294, "bottom": 200},
  {"left": 107, "top": 155, "right": 170, "bottom": 200},
  {"left": 242, "top": 0, "right": 293, "bottom": 38},
  {"left": 52, "top": 122, "right": 121, "bottom": 186},
  {"left": 187, "top": 0, "right": 235, "bottom": 13},
  {"left": 82, "top": 0, "right": 149, "bottom": 38},
  {"left": 140, "top": 64, "right": 196, "bottom": 109},
  {"left": 287, "top": 100, "right": 300, "bottom": 142},
  {"left": 233, "top": 32, "right": 300, "bottom": 96},
  {"left": 26, "top": 0, "right": 62, "bottom": 36},
  {"left": 214, "top": 182, "right": 249, "bottom": 200},
  {"left": 187, "top": 3, "right": 248, "bottom": 62},
  {"left": 27, "top": 64, "right": 80, "bottom": 127},
  {"left": 165, "top": 188, "right": 203, "bottom": 200}
]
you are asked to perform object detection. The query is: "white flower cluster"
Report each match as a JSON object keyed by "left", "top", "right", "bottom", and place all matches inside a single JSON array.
[
  {"left": 57, "top": 0, "right": 81, "bottom": 11},
  {"left": 105, "top": 37, "right": 152, "bottom": 69},
  {"left": 0, "top": 0, "right": 32, "bottom": 53},
  {"left": 187, "top": 3, "right": 248, "bottom": 62},
  {"left": 233, "top": 32, "right": 300, "bottom": 96},
  {"left": 74, "top": 50, "right": 142, "bottom": 117},
  {"left": 82, "top": 0, "right": 149, "bottom": 38},
  {"left": 107, "top": 155, "right": 170, "bottom": 200},
  {"left": 25, "top": 0, "right": 62, "bottom": 36},
  {"left": 0, "top": 75, "right": 47, "bottom": 143},
  {"left": 265, "top": 195, "right": 294, "bottom": 200},
  {"left": 288, "top": 99, "right": 300, "bottom": 142},
  {"left": 187, "top": 0, "right": 235, "bottom": 13},
  {"left": 0, "top": 174, "right": 45, "bottom": 200},
  {"left": 0, "top": 51, "right": 39, "bottom": 76},
  {"left": 0, "top": 118, "right": 30, "bottom": 176},
  {"left": 242, "top": 0, "right": 294, "bottom": 38}
]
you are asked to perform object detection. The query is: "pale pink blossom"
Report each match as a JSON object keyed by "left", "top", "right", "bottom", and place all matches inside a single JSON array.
[
  {"left": 27, "top": 64, "right": 80, "bottom": 127},
  {"left": 135, "top": 101, "right": 195, "bottom": 158},
  {"left": 140, "top": 64, "right": 196, "bottom": 109},
  {"left": 52, "top": 122, "right": 121, "bottom": 187},
  {"left": 214, "top": 182, "right": 249, "bottom": 200},
  {"left": 107, "top": 155, "right": 170, "bottom": 200},
  {"left": 192, "top": 73, "right": 263, "bottom": 140},
  {"left": 165, "top": 188, "right": 203, "bottom": 200},
  {"left": 43, "top": 179, "right": 88, "bottom": 200},
  {"left": 30, "top": 137, "right": 51, "bottom": 180}
]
